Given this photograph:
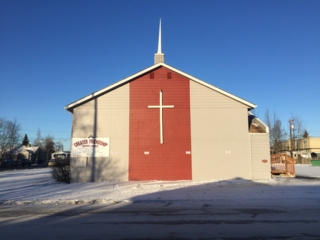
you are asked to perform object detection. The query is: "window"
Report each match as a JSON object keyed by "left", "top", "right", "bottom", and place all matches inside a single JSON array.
[
  {"left": 150, "top": 72, "right": 154, "bottom": 79},
  {"left": 167, "top": 72, "right": 171, "bottom": 79}
]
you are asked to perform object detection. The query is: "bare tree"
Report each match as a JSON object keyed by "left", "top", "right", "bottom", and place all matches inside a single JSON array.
[
  {"left": 0, "top": 117, "right": 5, "bottom": 131},
  {"left": 7, "top": 119, "right": 22, "bottom": 159},
  {"left": 264, "top": 109, "right": 272, "bottom": 150},
  {"left": 33, "top": 128, "right": 44, "bottom": 148},
  {"left": 273, "top": 118, "right": 288, "bottom": 153},
  {"left": 291, "top": 114, "right": 305, "bottom": 151},
  {"left": 265, "top": 110, "right": 288, "bottom": 153},
  {"left": 0, "top": 118, "right": 22, "bottom": 159},
  {"left": 291, "top": 115, "right": 305, "bottom": 152},
  {"left": 44, "top": 135, "right": 55, "bottom": 160},
  {"left": 55, "top": 141, "right": 64, "bottom": 151},
  {"left": 0, "top": 117, "right": 9, "bottom": 158},
  {"left": 295, "top": 118, "right": 305, "bottom": 140},
  {"left": 273, "top": 111, "right": 277, "bottom": 150}
]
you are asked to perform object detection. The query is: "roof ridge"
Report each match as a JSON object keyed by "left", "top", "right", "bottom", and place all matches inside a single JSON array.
[{"left": 65, "top": 62, "right": 256, "bottom": 112}]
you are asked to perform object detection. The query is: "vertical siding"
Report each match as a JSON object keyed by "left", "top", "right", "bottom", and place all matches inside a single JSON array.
[
  {"left": 250, "top": 134, "right": 271, "bottom": 179},
  {"left": 190, "top": 80, "right": 252, "bottom": 180},
  {"left": 129, "top": 67, "right": 192, "bottom": 180},
  {"left": 70, "top": 84, "right": 129, "bottom": 182}
]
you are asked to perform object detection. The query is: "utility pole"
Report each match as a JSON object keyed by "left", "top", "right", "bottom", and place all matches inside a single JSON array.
[{"left": 289, "top": 119, "right": 294, "bottom": 158}]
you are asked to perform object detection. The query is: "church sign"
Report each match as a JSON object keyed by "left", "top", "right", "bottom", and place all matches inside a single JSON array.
[{"left": 71, "top": 138, "right": 110, "bottom": 157}]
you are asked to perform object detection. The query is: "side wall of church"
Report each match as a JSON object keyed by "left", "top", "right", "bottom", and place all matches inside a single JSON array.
[
  {"left": 250, "top": 133, "right": 271, "bottom": 179},
  {"left": 70, "top": 84, "right": 130, "bottom": 182},
  {"left": 190, "top": 80, "right": 253, "bottom": 180}
]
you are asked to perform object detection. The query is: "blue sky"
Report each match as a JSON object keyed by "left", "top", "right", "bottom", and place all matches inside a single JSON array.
[{"left": 1, "top": 0, "right": 319, "bottom": 151}]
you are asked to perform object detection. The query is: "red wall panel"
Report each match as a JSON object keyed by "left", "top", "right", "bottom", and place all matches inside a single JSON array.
[{"left": 129, "top": 67, "right": 192, "bottom": 180}]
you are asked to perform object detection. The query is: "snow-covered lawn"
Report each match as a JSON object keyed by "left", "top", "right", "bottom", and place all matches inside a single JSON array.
[
  {"left": 0, "top": 165, "right": 319, "bottom": 205},
  {"left": 295, "top": 163, "right": 320, "bottom": 177}
]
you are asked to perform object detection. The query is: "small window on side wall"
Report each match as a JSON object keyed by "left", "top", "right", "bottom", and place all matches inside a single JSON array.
[
  {"left": 167, "top": 72, "right": 171, "bottom": 79},
  {"left": 150, "top": 72, "right": 154, "bottom": 79}
]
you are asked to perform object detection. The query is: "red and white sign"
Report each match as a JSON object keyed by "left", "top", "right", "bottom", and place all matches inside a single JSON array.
[{"left": 71, "top": 138, "right": 110, "bottom": 157}]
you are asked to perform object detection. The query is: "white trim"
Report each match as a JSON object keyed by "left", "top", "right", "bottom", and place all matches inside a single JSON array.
[
  {"left": 162, "top": 64, "right": 257, "bottom": 109},
  {"left": 65, "top": 62, "right": 257, "bottom": 112},
  {"left": 65, "top": 63, "right": 162, "bottom": 111}
]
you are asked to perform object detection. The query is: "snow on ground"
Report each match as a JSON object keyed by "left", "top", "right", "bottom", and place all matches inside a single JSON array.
[
  {"left": 0, "top": 165, "right": 319, "bottom": 205},
  {"left": 295, "top": 163, "right": 320, "bottom": 177}
]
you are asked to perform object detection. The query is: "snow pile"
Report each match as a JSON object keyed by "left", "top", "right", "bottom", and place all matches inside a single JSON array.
[{"left": 0, "top": 165, "right": 319, "bottom": 205}]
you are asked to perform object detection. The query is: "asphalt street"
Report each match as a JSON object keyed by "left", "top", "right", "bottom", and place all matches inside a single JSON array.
[
  {"left": 1, "top": 199, "right": 320, "bottom": 240},
  {"left": 1, "top": 165, "right": 320, "bottom": 239},
  {"left": 0, "top": 164, "right": 48, "bottom": 171}
]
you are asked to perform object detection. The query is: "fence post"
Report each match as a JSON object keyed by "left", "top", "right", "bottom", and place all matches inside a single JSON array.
[{"left": 285, "top": 155, "right": 288, "bottom": 176}]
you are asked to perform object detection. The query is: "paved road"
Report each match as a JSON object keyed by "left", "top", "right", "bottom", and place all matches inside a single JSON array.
[
  {"left": 0, "top": 164, "right": 48, "bottom": 171},
  {"left": 1, "top": 200, "right": 320, "bottom": 240},
  {"left": 1, "top": 165, "right": 319, "bottom": 239}
]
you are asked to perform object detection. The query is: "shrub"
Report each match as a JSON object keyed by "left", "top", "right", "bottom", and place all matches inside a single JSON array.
[{"left": 51, "top": 158, "right": 70, "bottom": 184}]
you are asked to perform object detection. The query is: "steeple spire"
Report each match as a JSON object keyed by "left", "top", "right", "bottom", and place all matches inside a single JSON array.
[
  {"left": 154, "top": 19, "right": 165, "bottom": 64},
  {"left": 157, "top": 19, "right": 162, "bottom": 54}
]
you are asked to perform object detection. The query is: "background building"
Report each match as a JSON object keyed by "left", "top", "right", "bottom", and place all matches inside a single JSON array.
[
  {"left": 5, "top": 144, "right": 46, "bottom": 164},
  {"left": 280, "top": 137, "right": 320, "bottom": 154}
]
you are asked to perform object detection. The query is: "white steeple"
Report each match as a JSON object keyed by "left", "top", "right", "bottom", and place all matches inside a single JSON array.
[
  {"left": 157, "top": 19, "right": 162, "bottom": 54},
  {"left": 154, "top": 19, "right": 165, "bottom": 64}
]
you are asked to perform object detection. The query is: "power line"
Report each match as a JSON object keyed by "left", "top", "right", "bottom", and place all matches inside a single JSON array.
[
  {"left": 28, "top": 138, "right": 71, "bottom": 141},
  {"left": 22, "top": 130, "right": 71, "bottom": 133},
  {"left": 4, "top": 117, "right": 70, "bottom": 122}
]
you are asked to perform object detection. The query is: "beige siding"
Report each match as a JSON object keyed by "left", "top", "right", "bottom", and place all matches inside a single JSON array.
[
  {"left": 71, "top": 84, "right": 129, "bottom": 182},
  {"left": 250, "top": 134, "right": 271, "bottom": 179},
  {"left": 310, "top": 138, "right": 320, "bottom": 149},
  {"left": 190, "top": 80, "right": 252, "bottom": 180}
]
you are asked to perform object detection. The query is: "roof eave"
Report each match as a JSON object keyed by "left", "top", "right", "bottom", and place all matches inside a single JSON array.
[
  {"left": 161, "top": 63, "right": 257, "bottom": 109},
  {"left": 65, "top": 62, "right": 257, "bottom": 111},
  {"left": 65, "top": 62, "right": 164, "bottom": 111}
]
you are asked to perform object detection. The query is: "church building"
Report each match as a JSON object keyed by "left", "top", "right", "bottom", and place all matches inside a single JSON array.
[{"left": 65, "top": 21, "right": 271, "bottom": 183}]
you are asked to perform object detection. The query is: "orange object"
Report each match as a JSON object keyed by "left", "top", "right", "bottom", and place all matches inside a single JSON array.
[{"left": 271, "top": 154, "right": 295, "bottom": 177}]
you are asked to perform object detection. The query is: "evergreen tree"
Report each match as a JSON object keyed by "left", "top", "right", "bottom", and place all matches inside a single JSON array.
[
  {"left": 22, "top": 134, "right": 30, "bottom": 146},
  {"left": 303, "top": 130, "right": 309, "bottom": 138}
]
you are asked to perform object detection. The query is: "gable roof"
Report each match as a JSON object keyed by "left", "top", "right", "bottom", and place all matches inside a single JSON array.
[
  {"left": 5, "top": 145, "right": 40, "bottom": 155},
  {"left": 65, "top": 62, "right": 257, "bottom": 113}
]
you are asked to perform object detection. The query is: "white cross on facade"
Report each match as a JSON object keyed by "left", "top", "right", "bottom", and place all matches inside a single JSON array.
[{"left": 148, "top": 90, "right": 174, "bottom": 144}]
